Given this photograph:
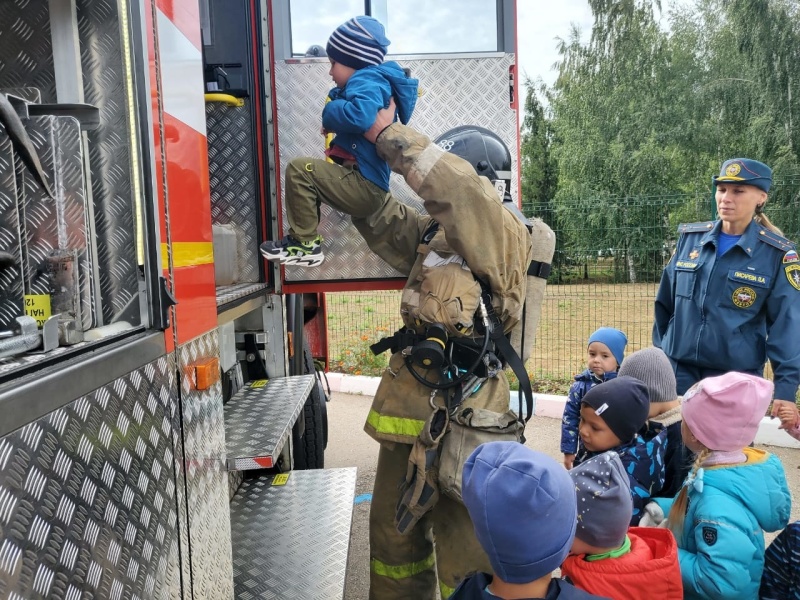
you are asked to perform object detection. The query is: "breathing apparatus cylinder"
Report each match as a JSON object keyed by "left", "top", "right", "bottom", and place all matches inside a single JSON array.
[{"left": 511, "top": 217, "right": 555, "bottom": 363}]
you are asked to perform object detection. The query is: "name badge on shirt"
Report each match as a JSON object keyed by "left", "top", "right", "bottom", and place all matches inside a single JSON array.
[
  {"left": 675, "top": 261, "right": 699, "bottom": 270},
  {"left": 728, "top": 270, "right": 770, "bottom": 288}
]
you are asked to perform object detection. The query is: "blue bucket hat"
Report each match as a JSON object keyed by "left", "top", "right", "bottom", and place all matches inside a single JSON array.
[{"left": 713, "top": 158, "right": 772, "bottom": 193}]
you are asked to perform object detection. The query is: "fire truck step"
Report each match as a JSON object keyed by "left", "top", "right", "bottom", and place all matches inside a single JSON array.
[
  {"left": 216, "top": 282, "right": 268, "bottom": 309},
  {"left": 224, "top": 374, "right": 315, "bottom": 471},
  {"left": 230, "top": 468, "right": 357, "bottom": 599}
]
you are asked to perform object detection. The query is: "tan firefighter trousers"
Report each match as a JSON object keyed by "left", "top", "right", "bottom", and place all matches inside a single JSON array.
[{"left": 369, "top": 441, "right": 491, "bottom": 600}]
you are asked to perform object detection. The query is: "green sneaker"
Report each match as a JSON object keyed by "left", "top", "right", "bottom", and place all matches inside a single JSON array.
[{"left": 260, "top": 234, "right": 325, "bottom": 267}]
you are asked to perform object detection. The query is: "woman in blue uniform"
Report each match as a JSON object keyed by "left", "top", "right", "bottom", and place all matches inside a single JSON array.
[{"left": 653, "top": 158, "right": 800, "bottom": 428}]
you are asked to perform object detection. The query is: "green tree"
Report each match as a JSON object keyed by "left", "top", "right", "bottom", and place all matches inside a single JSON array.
[{"left": 519, "top": 79, "right": 556, "bottom": 219}]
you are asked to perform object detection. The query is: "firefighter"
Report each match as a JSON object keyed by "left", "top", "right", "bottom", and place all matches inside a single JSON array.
[
  {"left": 353, "top": 103, "right": 553, "bottom": 599},
  {"left": 653, "top": 158, "right": 800, "bottom": 428}
]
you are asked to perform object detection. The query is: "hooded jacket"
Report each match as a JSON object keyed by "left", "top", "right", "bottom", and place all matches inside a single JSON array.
[
  {"left": 323, "top": 61, "right": 418, "bottom": 191},
  {"left": 654, "top": 448, "right": 791, "bottom": 600},
  {"left": 561, "top": 527, "right": 682, "bottom": 599},
  {"left": 560, "top": 369, "right": 617, "bottom": 455}
]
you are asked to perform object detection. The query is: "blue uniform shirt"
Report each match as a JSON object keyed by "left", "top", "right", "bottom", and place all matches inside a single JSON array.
[{"left": 653, "top": 219, "right": 800, "bottom": 400}]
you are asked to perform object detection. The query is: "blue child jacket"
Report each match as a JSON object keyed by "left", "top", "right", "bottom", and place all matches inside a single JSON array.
[
  {"left": 322, "top": 61, "right": 418, "bottom": 191},
  {"left": 654, "top": 449, "right": 790, "bottom": 600},
  {"left": 653, "top": 219, "right": 800, "bottom": 400},
  {"left": 560, "top": 369, "right": 617, "bottom": 455},
  {"left": 574, "top": 430, "right": 668, "bottom": 525}
]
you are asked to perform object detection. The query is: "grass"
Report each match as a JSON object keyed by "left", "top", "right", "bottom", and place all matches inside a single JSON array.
[{"left": 324, "top": 283, "right": 798, "bottom": 401}]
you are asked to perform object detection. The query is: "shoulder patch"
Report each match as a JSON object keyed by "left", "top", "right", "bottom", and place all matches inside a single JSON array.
[
  {"left": 702, "top": 526, "right": 717, "bottom": 546},
  {"left": 786, "top": 264, "right": 800, "bottom": 291},
  {"left": 679, "top": 221, "right": 715, "bottom": 234},
  {"left": 783, "top": 249, "right": 799, "bottom": 264},
  {"left": 758, "top": 228, "right": 795, "bottom": 252}
]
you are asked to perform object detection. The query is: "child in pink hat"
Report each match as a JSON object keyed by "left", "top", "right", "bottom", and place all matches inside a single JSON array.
[{"left": 645, "top": 372, "right": 791, "bottom": 600}]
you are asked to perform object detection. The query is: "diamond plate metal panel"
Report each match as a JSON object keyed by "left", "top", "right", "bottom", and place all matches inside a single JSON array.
[
  {"left": 177, "top": 331, "right": 234, "bottom": 600},
  {"left": 0, "top": 4, "right": 56, "bottom": 100},
  {"left": 207, "top": 102, "right": 260, "bottom": 283},
  {"left": 0, "top": 355, "right": 182, "bottom": 599},
  {"left": 21, "top": 115, "right": 95, "bottom": 331},
  {"left": 216, "top": 282, "right": 268, "bottom": 308},
  {"left": 77, "top": 0, "right": 139, "bottom": 326},
  {"left": 224, "top": 375, "right": 314, "bottom": 471},
  {"left": 0, "top": 133, "right": 23, "bottom": 330},
  {"left": 274, "top": 56, "right": 518, "bottom": 284},
  {"left": 230, "top": 468, "right": 357, "bottom": 600},
  {"left": 0, "top": 0, "right": 142, "bottom": 326}
]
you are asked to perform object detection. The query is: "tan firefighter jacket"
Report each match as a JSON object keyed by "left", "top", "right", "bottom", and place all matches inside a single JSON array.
[{"left": 352, "top": 123, "right": 533, "bottom": 446}]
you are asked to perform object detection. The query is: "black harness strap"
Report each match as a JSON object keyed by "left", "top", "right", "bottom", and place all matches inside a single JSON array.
[{"left": 479, "top": 286, "right": 534, "bottom": 423}]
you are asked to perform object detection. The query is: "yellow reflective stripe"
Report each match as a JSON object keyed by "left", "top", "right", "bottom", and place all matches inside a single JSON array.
[
  {"left": 366, "top": 409, "right": 425, "bottom": 438},
  {"left": 440, "top": 580, "right": 456, "bottom": 599},
  {"left": 370, "top": 552, "right": 435, "bottom": 579},
  {"left": 161, "top": 242, "right": 214, "bottom": 270}
]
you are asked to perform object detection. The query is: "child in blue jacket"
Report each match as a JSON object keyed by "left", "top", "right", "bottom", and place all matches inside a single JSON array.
[
  {"left": 261, "top": 16, "right": 418, "bottom": 267},
  {"left": 647, "top": 372, "right": 791, "bottom": 600},
  {"left": 574, "top": 376, "right": 667, "bottom": 525},
  {"left": 560, "top": 327, "right": 626, "bottom": 469}
]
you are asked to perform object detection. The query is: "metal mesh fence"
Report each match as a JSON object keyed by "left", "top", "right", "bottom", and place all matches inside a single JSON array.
[{"left": 326, "top": 176, "right": 800, "bottom": 391}]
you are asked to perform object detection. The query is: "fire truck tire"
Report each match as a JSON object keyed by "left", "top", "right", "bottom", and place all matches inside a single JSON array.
[{"left": 292, "top": 342, "right": 327, "bottom": 469}]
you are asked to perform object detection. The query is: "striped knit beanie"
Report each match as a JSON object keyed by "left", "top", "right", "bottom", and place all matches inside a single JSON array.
[{"left": 326, "top": 16, "right": 389, "bottom": 71}]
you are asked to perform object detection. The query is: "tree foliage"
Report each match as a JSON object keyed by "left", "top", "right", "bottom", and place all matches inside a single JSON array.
[{"left": 520, "top": 0, "right": 800, "bottom": 283}]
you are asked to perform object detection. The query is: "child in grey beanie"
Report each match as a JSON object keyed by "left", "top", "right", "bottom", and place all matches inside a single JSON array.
[
  {"left": 619, "top": 347, "right": 689, "bottom": 498},
  {"left": 561, "top": 452, "right": 683, "bottom": 599}
]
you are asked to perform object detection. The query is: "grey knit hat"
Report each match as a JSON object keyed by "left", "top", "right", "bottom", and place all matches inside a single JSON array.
[
  {"left": 618, "top": 347, "right": 677, "bottom": 403},
  {"left": 570, "top": 451, "right": 632, "bottom": 548}
]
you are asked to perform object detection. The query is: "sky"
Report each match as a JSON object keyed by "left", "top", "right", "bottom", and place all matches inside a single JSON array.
[
  {"left": 289, "top": 0, "right": 674, "bottom": 98},
  {"left": 516, "top": 0, "right": 594, "bottom": 89}
]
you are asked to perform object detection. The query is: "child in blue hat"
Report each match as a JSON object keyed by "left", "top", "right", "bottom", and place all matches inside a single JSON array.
[
  {"left": 450, "top": 442, "right": 609, "bottom": 599},
  {"left": 260, "top": 16, "right": 418, "bottom": 267},
  {"left": 560, "top": 327, "right": 627, "bottom": 469}
]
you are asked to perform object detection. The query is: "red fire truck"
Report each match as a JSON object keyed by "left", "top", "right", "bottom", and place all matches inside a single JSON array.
[{"left": 0, "top": 0, "right": 520, "bottom": 597}]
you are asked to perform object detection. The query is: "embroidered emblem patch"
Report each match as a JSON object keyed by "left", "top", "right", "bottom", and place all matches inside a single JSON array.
[
  {"left": 702, "top": 526, "right": 717, "bottom": 546},
  {"left": 689, "top": 249, "right": 699, "bottom": 259},
  {"left": 783, "top": 250, "right": 799, "bottom": 264},
  {"left": 786, "top": 264, "right": 800, "bottom": 291},
  {"left": 725, "top": 163, "right": 741, "bottom": 177},
  {"left": 732, "top": 286, "right": 756, "bottom": 308}
]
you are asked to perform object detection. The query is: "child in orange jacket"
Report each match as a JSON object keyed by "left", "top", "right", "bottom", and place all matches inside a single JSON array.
[{"left": 561, "top": 451, "right": 683, "bottom": 599}]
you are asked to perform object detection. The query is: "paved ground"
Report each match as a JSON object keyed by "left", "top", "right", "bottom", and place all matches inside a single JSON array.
[{"left": 325, "top": 391, "right": 800, "bottom": 600}]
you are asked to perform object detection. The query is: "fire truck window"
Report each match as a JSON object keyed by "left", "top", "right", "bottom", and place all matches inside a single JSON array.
[
  {"left": 289, "top": 0, "right": 365, "bottom": 57},
  {"left": 383, "top": 0, "right": 498, "bottom": 54}
]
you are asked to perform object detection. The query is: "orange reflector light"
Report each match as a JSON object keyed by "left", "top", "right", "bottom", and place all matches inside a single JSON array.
[{"left": 194, "top": 357, "right": 220, "bottom": 390}]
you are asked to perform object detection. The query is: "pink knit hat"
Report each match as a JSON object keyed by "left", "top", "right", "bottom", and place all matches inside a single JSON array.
[{"left": 682, "top": 372, "right": 773, "bottom": 451}]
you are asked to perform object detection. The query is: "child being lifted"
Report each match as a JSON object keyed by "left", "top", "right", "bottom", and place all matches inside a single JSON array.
[{"left": 260, "top": 16, "right": 418, "bottom": 267}]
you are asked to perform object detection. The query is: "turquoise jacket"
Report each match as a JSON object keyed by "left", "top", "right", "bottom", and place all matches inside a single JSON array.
[
  {"left": 323, "top": 61, "right": 418, "bottom": 191},
  {"left": 654, "top": 449, "right": 791, "bottom": 600}
]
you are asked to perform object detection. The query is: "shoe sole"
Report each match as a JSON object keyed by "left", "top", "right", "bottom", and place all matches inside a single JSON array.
[{"left": 261, "top": 251, "right": 325, "bottom": 267}]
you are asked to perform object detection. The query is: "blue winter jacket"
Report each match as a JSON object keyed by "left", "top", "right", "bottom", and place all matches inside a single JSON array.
[
  {"left": 560, "top": 369, "right": 617, "bottom": 455},
  {"left": 760, "top": 521, "right": 800, "bottom": 600},
  {"left": 574, "top": 430, "right": 668, "bottom": 525},
  {"left": 653, "top": 219, "right": 800, "bottom": 400},
  {"left": 322, "top": 61, "right": 418, "bottom": 191},
  {"left": 654, "top": 449, "right": 791, "bottom": 600},
  {"left": 448, "top": 572, "right": 609, "bottom": 599}
]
